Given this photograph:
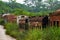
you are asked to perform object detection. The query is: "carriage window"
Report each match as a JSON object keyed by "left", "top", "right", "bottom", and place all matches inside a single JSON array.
[
  {"left": 56, "top": 21, "right": 59, "bottom": 27},
  {"left": 53, "top": 21, "right": 59, "bottom": 27},
  {"left": 53, "top": 21, "right": 55, "bottom": 26},
  {"left": 21, "top": 16, "right": 24, "bottom": 18}
]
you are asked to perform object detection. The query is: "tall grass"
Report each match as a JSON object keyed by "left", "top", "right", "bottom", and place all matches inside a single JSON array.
[
  {"left": 18, "top": 29, "right": 42, "bottom": 40},
  {"left": 5, "top": 23, "right": 60, "bottom": 40},
  {"left": 5, "top": 23, "right": 20, "bottom": 38},
  {"left": 42, "top": 27, "right": 60, "bottom": 40}
]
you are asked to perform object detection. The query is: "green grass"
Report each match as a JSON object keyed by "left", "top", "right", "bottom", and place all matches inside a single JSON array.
[
  {"left": 5, "top": 23, "right": 20, "bottom": 38},
  {"left": 42, "top": 27, "right": 60, "bottom": 40},
  {"left": 4, "top": 23, "right": 60, "bottom": 40}
]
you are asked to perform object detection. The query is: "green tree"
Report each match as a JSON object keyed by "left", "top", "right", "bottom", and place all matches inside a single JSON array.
[
  {"left": 24, "top": 0, "right": 42, "bottom": 12},
  {"left": 44, "top": 0, "right": 58, "bottom": 11},
  {"left": 9, "top": 0, "right": 16, "bottom": 3}
]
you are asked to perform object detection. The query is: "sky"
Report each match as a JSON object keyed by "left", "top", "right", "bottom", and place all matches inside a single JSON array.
[
  {"left": 2, "top": 0, "right": 60, "bottom": 4},
  {"left": 2, "top": 0, "right": 25, "bottom": 4},
  {"left": 2, "top": 0, "right": 46, "bottom": 4}
]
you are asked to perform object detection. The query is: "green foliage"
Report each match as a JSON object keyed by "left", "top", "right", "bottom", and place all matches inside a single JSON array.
[
  {"left": 5, "top": 23, "right": 20, "bottom": 38},
  {"left": 0, "top": 18, "right": 5, "bottom": 25},
  {"left": 4, "top": 23, "right": 60, "bottom": 40},
  {"left": 1, "top": 0, "right": 60, "bottom": 40},
  {"left": 42, "top": 27, "right": 60, "bottom": 40},
  {"left": 0, "top": 1, "right": 29, "bottom": 14},
  {"left": 24, "top": 0, "right": 60, "bottom": 12},
  {"left": 0, "top": 0, "right": 60, "bottom": 15},
  {"left": 22, "top": 29, "right": 42, "bottom": 40},
  {"left": 12, "top": 8, "right": 30, "bottom": 16}
]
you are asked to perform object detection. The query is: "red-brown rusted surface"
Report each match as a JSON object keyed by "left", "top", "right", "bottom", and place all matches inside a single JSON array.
[
  {"left": 50, "top": 9, "right": 60, "bottom": 26},
  {"left": 3, "top": 14, "right": 17, "bottom": 23},
  {"left": 29, "top": 16, "right": 43, "bottom": 28},
  {"left": 3, "top": 9, "right": 60, "bottom": 28}
]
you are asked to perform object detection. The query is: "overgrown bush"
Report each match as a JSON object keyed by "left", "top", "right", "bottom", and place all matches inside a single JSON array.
[
  {"left": 5, "top": 23, "right": 60, "bottom": 40},
  {"left": 5, "top": 23, "right": 20, "bottom": 38},
  {"left": 0, "top": 18, "right": 5, "bottom": 25},
  {"left": 18, "top": 27, "right": 60, "bottom": 40},
  {"left": 42, "top": 27, "right": 60, "bottom": 40},
  {"left": 18, "top": 29, "right": 42, "bottom": 40},
  {"left": 25, "top": 29, "right": 42, "bottom": 40}
]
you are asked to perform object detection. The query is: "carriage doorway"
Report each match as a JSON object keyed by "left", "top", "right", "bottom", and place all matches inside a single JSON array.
[{"left": 53, "top": 21, "right": 59, "bottom": 27}]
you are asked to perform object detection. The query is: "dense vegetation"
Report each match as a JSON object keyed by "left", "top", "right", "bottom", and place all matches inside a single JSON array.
[
  {"left": 0, "top": 1, "right": 41, "bottom": 16},
  {"left": 0, "top": 0, "right": 60, "bottom": 16},
  {"left": 4, "top": 23, "right": 60, "bottom": 40},
  {"left": 0, "top": 0, "right": 60, "bottom": 40},
  {"left": 24, "top": 0, "right": 60, "bottom": 12},
  {"left": 0, "top": 1, "right": 30, "bottom": 15}
]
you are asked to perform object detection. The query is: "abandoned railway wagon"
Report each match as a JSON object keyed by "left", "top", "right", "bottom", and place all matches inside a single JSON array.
[
  {"left": 17, "top": 15, "right": 49, "bottom": 29},
  {"left": 17, "top": 15, "right": 29, "bottom": 30},
  {"left": 49, "top": 9, "right": 60, "bottom": 27},
  {"left": 2, "top": 14, "right": 17, "bottom": 23},
  {"left": 17, "top": 9, "right": 60, "bottom": 29},
  {"left": 2, "top": 9, "right": 60, "bottom": 30},
  {"left": 29, "top": 16, "right": 43, "bottom": 29}
]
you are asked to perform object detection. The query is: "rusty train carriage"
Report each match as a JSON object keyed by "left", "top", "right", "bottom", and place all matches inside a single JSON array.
[
  {"left": 2, "top": 14, "right": 17, "bottom": 23},
  {"left": 29, "top": 16, "right": 43, "bottom": 29},
  {"left": 50, "top": 10, "right": 60, "bottom": 27},
  {"left": 17, "top": 10, "right": 60, "bottom": 29},
  {"left": 17, "top": 15, "right": 29, "bottom": 30},
  {"left": 2, "top": 9, "right": 60, "bottom": 30}
]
